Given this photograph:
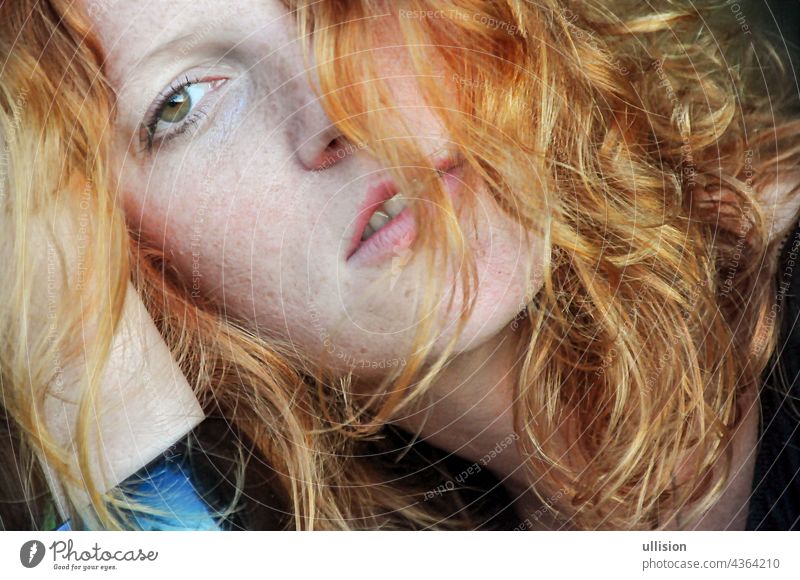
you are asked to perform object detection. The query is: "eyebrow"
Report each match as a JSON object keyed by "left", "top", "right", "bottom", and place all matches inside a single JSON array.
[{"left": 140, "top": 32, "right": 200, "bottom": 64}]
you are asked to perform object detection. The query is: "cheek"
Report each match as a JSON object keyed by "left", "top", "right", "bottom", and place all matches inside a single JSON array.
[
  {"left": 122, "top": 159, "right": 362, "bottom": 371},
  {"left": 448, "top": 198, "right": 545, "bottom": 352},
  {"left": 123, "top": 160, "right": 306, "bottom": 314}
]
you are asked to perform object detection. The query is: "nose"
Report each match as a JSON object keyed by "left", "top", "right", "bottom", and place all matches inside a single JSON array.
[{"left": 290, "top": 99, "right": 353, "bottom": 171}]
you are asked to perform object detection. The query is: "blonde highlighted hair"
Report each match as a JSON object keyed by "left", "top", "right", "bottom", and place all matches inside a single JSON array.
[{"left": 2, "top": 0, "right": 800, "bottom": 530}]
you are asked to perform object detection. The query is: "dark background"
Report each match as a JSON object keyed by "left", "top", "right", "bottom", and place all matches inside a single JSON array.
[{"left": 757, "top": 0, "right": 799, "bottom": 75}]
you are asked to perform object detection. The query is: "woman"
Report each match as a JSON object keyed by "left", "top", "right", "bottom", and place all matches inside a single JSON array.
[{"left": 2, "top": 0, "right": 799, "bottom": 531}]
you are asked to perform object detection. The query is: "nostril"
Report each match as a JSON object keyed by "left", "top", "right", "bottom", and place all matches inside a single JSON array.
[
  {"left": 292, "top": 108, "right": 360, "bottom": 171},
  {"left": 314, "top": 136, "right": 355, "bottom": 171}
]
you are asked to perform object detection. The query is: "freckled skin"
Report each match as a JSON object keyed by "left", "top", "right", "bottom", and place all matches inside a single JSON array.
[
  {"left": 93, "top": 0, "right": 543, "bottom": 379},
  {"left": 83, "top": 1, "right": 798, "bottom": 529},
  {"left": 87, "top": 0, "right": 551, "bottom": 524}
]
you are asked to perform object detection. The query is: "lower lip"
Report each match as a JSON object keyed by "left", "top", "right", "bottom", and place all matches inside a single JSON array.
[{"left": 346, "top": 165, "right": 464, "bottom": 268}]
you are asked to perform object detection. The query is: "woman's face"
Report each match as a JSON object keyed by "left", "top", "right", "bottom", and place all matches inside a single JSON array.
[{"left": 89, "top": 0, "right": 544, "bottom": 379}]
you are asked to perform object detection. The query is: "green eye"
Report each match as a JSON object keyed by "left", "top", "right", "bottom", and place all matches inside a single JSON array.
[
  {"left": 159, "top": 87, "right": 192, "bottom": 123},
  {"left": 145, "top": 78, "right": 226, "bottom": 146}
]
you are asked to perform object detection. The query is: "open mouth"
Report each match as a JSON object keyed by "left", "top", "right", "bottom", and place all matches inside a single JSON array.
[
  {"left": 346, "top": 157, "right": 463, "bottom": 266},
  {"left": 359, "top": 192, "right": 407, "bottom": 242}
]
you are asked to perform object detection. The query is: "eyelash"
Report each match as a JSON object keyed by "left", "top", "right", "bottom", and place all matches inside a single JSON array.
[{"left": 141, "top": 75, "right": 225, "bottom": 151}]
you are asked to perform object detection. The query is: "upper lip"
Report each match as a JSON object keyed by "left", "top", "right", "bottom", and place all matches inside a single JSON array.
[{"left": 345, "top": 155, "right": 462, "bottom": 260}]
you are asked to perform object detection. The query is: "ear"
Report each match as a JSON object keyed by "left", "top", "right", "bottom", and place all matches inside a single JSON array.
[
  {"left": 751, "top": 170, "right": 800, "bottom": 244},
  {"left": 694, "top": 170, "right": 800, "bottom": 245}
]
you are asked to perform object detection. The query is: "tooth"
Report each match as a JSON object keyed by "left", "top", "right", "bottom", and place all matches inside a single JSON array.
[
  {"left": 361, "top": 223, "right": 375, "bottom": 241},
  {"left": 381, "top": 193, "right": 406, "bottom": 219},
  {"left": 368, "top": 210, "right": 390, "bottom": 232}
]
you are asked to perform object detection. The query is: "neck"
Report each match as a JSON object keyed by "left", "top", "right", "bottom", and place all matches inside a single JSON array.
[{"left": 389, "top": 321, "right": 563, "bottom": 528}]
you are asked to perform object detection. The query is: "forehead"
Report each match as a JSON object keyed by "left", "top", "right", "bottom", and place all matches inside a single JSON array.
[{"left": 81, "top": 0, "right": 291, "bottom": 77}]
